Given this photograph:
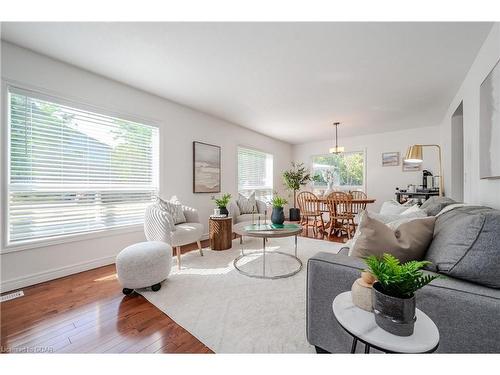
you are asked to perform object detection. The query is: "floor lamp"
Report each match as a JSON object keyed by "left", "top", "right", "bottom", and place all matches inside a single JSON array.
[{"left": 404, "top": 144, "right": 444, "bottom": 197}]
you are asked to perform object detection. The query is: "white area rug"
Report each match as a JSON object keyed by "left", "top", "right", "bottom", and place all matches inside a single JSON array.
[{"left": 138, "top": 236, "right": 342, "bottom": 353}]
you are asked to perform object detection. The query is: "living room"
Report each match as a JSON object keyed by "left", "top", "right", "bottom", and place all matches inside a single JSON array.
[{"left": 1, "top": 1, "right": 499, "bottom": 373}]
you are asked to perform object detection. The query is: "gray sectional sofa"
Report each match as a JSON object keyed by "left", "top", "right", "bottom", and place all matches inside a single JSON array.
[{"left": 306, "top": 204, "right": 500, "bottom": 353}]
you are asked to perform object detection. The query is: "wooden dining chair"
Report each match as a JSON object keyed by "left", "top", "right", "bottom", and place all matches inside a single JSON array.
[
  {"left": 325, "top": 191, "right": 355, "bottom": 239},
  {"left": 297, "top": 191, "right": 325, "bottom": 237},
  {"left": 350, "top": 190, "right": 368, "bottom": 214}
]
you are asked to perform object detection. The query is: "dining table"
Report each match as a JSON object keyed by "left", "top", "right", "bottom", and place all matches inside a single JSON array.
[{"left": 315, "top": 196, "right": 376, "bottom": 205}]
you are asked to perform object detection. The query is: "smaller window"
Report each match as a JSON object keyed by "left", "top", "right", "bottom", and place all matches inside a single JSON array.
[
  {"left": 312, "top": 151, "right": 365, "bottom": 191},
  {"left": 237, "top": 147, "right": 273, "bottom": 202}
]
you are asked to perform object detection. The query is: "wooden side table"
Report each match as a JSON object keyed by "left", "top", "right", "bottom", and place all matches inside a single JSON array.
[{"left": 209, "top": 217, "right": 233, "bottom": 250}]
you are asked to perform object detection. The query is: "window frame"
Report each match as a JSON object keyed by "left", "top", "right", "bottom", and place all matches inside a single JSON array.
[
  {"left": 309, "top": 149, "right": 367, "bottom": 193},
  {"left": 236, "top": 145, "right": 274, "bottom": 202},
  {"left": 1, "top": 82, "right": 161, "bottom": 253}
]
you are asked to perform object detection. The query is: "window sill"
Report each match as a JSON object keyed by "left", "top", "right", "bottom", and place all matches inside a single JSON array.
[{"left": 1, "top": 224, "right": 144, "bottom": 255}]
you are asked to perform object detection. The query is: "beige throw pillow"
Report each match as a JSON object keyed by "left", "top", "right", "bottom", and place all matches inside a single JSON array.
[
  {"left": 350, "top": 211, "right": 436, "bottom": 263},
  {"left": 237, "top": 192, "right": 257, "bottom": 214}
]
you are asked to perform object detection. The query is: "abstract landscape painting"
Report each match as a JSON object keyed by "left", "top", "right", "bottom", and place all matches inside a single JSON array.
[
  {"left": 193, "top": 141, "right": 221, "bottom": 193},
  {"left": 382, "top": 152, "right": 399, "bottom": 166}
]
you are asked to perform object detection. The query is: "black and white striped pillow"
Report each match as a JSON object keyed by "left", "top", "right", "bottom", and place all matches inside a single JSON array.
[{"left": 157, "top": 196, "right": 187, "bottom": 224}]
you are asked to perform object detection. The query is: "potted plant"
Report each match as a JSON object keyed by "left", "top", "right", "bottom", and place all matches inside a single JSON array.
[
  {"left": 270, "top": 194, "right": 288, "bottom": 225},
  {"left": 282, "top": 162, "right": 315, "bottom": 221},
  {"left": 365, "top": 254, "right": 440, "bottom": 336},
  {"left": 211, "top": 193, "right": 232, "bottom": 217}
]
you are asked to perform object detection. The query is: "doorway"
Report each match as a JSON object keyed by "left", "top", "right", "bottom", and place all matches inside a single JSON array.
[{"left": 450, "top": 102, "right": 464, "bottom": 202}]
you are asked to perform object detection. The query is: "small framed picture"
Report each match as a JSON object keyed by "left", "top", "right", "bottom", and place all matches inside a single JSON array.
[
  {"left": 402, "top": 160, "right": 421, "bottom": 172},
  {"left": 382, "top": 152, "right": 399, "bottom": 167}
]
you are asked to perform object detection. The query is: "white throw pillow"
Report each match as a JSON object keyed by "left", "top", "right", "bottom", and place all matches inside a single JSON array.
[
  {"left": 379, "top": 200, "right": 407, "bottom": 215},
  {"left": 237, "top": 192, "right": 257, "bottom": 214},
  {"left": 401, "top": 204, "right": 425, "bottom": 216},
  {"left": 157, "top": 196, "right": 186, "bottom": 224}
]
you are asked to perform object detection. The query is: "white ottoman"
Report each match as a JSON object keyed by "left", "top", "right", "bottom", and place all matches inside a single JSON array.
[{"left": 116, "top": 241, "right": 172, "bottom": 295}]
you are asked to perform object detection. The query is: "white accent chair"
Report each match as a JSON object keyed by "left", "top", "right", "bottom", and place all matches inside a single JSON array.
[{"left": 144, "top": 203, "right": 204, "bottom": 269}]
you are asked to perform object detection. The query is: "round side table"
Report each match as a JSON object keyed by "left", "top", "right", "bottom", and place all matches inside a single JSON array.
[
  {"left": 332, "top": 292, "right": 439, "bottom": 354},
  {"left": 209, "top": 216, "right": 233, "bottom": 250}
]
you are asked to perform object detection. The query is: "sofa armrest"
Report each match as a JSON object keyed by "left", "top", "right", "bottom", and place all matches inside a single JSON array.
[
  {"left": 182, "top": 205, "right": 200, "bottom": 223},
  {"left": 144, "top": 204, "right": 176, "bottom": 244},
  {"left": 306, "top": 252, "right": 365, "bottom": 353}
]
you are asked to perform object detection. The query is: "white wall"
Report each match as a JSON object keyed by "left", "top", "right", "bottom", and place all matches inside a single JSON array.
[
  {"left": 439, "top": 23, "right": 500, "bottom": 209},
  {"left": 0, "top": 42, "right": 292, "bottom": 292},
  {"left": 293, "top": 127, "right": 440, "bottom": 212}
]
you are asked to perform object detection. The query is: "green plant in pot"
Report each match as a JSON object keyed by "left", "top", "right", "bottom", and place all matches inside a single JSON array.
[
  {"left": 270, "top": 194, "right": 288, "bottom": 225},
  {"left": 282, "top": 162, "right": 315, "bottom": 221},
  {"left": 365, "top": 254, "right": 440, "bottom": 336},
  {"left": 211, "top": 193, "right": 231, "bottom": 217}
]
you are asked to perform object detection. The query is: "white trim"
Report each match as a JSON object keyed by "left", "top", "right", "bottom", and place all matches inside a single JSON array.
[
  {"left": 0, "top": 254, "right": 117, "bottom": 293},
  {"left": 1, "top": 81, "right": 160, "bottom": 253},
  {"left": 1, "top": 225, "right": 144, "bottom": 254},
  {"left": 2, "top": 79, "right": 163, "bottom": 128},
  {"left": 309, "top": 149, "right": 367, "bottom": 193},
  {"left": 1, "top": 234, "right": 210, "bottom": 293}
]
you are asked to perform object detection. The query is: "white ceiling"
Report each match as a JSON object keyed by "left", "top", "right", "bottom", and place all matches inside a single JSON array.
[{"left": 1, "top": 22, "right": 493, "bottom": 144}]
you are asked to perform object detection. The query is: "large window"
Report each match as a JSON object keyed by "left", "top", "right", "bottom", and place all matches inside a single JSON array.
[
  {"left": 237, "top": 147, "right": 273, "bottom": 201},
  {"left": 6, "top": 87, "right": 159, "bottom": 246},
  {"left": 312, "top": 151, "right": 365, "bottom": 190}
]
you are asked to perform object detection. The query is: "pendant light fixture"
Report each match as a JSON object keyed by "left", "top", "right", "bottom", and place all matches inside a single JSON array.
[{"left": 329, "top": 122, "right": 345, "bottom": 154}]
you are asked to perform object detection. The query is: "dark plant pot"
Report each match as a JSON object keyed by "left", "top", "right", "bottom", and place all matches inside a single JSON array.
[
  {"left": 372, "top": 282, "right": 416, "bottom": 336},
  {"left": 271, "top": 207, "right": 285, "bottom": 225},
  {"left": 219, "top": 206, "right": 229, "bottom": 217},
  {"left": 289, "top": 207, "right": 301, "bottom": 221}
]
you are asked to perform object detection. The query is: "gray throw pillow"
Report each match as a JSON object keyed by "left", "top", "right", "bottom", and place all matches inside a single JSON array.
[
  {"left": 425, "top": 206, "right": 500, "bottom": 288},
  {"left": 420, "top": 196, "right": 456, "bottom": 216}
]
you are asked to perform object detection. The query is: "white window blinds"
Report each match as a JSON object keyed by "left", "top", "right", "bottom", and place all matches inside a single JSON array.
[
  {"left": 237, "top": 147, "right": 273, "bottom": 201},
  {"left": 6, "top": 88, "right": 159, "bottom": 246}
]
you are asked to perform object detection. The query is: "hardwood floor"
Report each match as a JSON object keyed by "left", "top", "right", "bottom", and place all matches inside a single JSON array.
[{"left": 1, "top": 229, "right": 345, "bottom": 354}]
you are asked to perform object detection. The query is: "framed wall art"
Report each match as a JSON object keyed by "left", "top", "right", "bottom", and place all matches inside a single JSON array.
[
  {"left": 193, "top": 141, "right": 221, "bottom": 193},
  {"left": 382, "top": 152, "right": 400, "bottom": 167},
  {"left": 480, "top": 57, "right": 500, "bottom": 179}
]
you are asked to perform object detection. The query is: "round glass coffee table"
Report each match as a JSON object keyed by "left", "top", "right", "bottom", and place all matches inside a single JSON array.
[{"left": 233, "top": 221, "right": 303, "bottom": 279}]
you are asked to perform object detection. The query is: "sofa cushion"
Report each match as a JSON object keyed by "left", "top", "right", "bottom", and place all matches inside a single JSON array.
[
  {"left": 171, "top": 222, "right": 203, "bottom": 247},
  {"left": 425, "top": 206, "right": 500, "bottom": 288},
  {"left": 235, "top": 213, "right": 265, "bottom": 224},
  {"left": 420, "top": 196, "right": 456, "bottom": 216},
  {"left": 350, "top": 211, "right": 436, "bottom": 263}
]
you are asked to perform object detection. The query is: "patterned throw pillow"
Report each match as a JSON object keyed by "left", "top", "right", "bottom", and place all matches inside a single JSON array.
[
  {"left": 157, "top": 196, "right": 186, "bottom": 224},
  {"left": 237, "top": 192, "right": 257, "bottom": 214}
]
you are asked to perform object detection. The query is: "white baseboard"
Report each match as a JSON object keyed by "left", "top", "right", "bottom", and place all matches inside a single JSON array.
[
  {"left": 1, "top": 236, "right": 211, "bottom": 293},
  {"left": 0, "top": 255, "right": 116, "bottom": 293}
]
